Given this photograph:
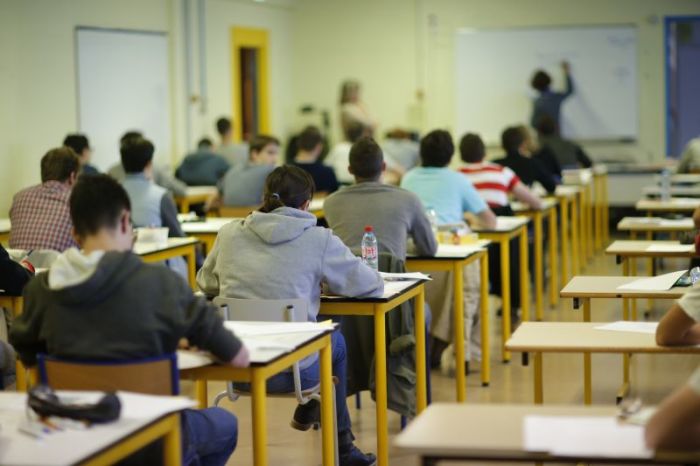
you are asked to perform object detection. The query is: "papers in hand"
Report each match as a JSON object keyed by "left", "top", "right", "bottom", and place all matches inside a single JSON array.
[
  {"left": 616, "top": 270, "right": 687, "bottom": 291},
  {"left": 379, "top": 272, "right": 431, "bottom": 281},
  {"left": 645, "top": 243, "right": 694, "bottom": 253},
  {"left": 523, "top": 416, "right": 652, "bottom": 458},
  {"left": 595, "top": 321, "right": 658, "bottom": 334}
]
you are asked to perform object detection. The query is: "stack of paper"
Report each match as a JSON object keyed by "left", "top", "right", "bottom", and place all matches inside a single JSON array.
[
  {"left": 595, "top": 321, "right": 658, "bottom": 334},
  {"left": 616, "top": 270, "right": 687, "bottom": 291},
  {"left": 523, "top": 416, "right": 652, "bottom": 458}
]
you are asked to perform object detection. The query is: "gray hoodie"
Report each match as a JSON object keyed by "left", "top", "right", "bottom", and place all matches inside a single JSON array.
[{"left": 197, "top": 207, "right": 384, "bottom": 322}]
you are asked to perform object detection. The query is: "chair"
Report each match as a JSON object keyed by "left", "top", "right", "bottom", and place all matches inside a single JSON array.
[
  {"left": 218, "top": 206, "right": 259, "bottom": 218},
  {"left": 37, "top": 353, "right": 179, "bottom": 395}
]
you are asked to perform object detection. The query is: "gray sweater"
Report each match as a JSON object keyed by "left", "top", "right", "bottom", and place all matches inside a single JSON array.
[
  {"left": 197, "top": 207, "right": 384, "bottom": 322},
  {"left": 323, "top": 182, "right": 438, "bottom": 260}
]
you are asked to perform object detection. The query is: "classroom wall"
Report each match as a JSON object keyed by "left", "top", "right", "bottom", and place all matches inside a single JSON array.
[{"left": 290, "top": 0, "right": 700, "bottom": 161}]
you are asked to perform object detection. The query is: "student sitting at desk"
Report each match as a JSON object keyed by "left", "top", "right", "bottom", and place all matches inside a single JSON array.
[
  {"left": 9, "top": 147, "right": 80, "bottom": 252},
  {"left": 197, "top": 165, "right": 383, "bottom": 466},
  {"left": 120, "top": 136, "right": 190, "bottom": 278},
  {"left": 108, "top": 131, "right": 188, "bottom": 198},
  {"left": 495, "top": 126, "right": 558, "bottom": 195},
  {"left": 401, "top": 129, "right": 497, "bottom": 371},
  {"left": 325, "top": 121, "right": 369, "bottom": 185},
  {"left": 175, "top": 137, "right": 230, "bottom": 186},
  {"left": 215, "top": 117, "right": 249, "bottom": 168},
  {"left": 535, "top": 115, "right": 592, "bottom": 175},
  {"left": 63, "top": 133, "right": 99, "bottom": 176},
  {"left": 293, "top": 125, "right": 339, "bottom": 195},
  {"left": 219, "top": 135, "right": 280, "bottom": 207},
  {"left": 645, "top": 285, "right": 700, "bottom": 449},
  {"left": 10, "top": 174, "right": 249, "bottom": 466}
]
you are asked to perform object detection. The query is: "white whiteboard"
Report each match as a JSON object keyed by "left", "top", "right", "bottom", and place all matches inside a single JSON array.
[
  {"left": 76, "top": 28, "right": 172, "bottom": 171},
  {"left": 454, "top": 25, "right": 638, "bottom": 143}
]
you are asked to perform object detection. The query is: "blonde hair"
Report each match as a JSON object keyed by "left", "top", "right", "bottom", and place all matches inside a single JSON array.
[{"left": 339, "top": 80, "right": 360, "bottom": 104}]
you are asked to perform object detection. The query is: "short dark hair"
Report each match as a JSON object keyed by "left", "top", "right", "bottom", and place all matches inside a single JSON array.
[
  {"left": 349, "top": 137, "right": 384, "bottom": 180},
  {"left": 531, "top": 70, "right": 551, "bottom": 92},
  {"left": 250, "top": 135, "right": 280, "bottom": 156},
  {"left": 120, "top": 131, "right": 143, "bottom": 148},
  {"left": 216, "top": 117, "right": 231, "bottom": 136},
  {"left": 535, "top": 115, "right": 558, "bottom": 136},
  {"left": 297, "top": 126, "right": 323, "bottom": 152},
  {"left": 70, "top": 174, "right": 131, "bottom": 237},
  {"left": 459, "top": 133, "right": 486, "bottom": 163},
  {"left": 198, "top": 137, "right": 213, "bottom": 149},
  {"left": 41, "top": 147, "right": 80, "bottom": 183},
  {"left": 420, "top": 130, "right": 454, "bottom": 167},
  {"left": 344, "top": 121, "right": 366, "bottom": 143},
  {"left": 63, "top": 133, "right": 90, "bottom": 155},
  {"left": 501, "top": 126, "right": 525, "bottom": 154},
  {"left": 120, "top": 137, "right": 155, "bottom": 173},
  {"left": 260, "top": 165, "right": 315, "bottom": 213}
]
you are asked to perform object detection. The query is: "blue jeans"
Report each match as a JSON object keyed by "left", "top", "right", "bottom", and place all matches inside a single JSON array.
[
  {"left": 242, "top": 331, "right": 353, "bottom": 445},
  {"left": 181, "top": 408, "right": 238, "bottom": 466}
]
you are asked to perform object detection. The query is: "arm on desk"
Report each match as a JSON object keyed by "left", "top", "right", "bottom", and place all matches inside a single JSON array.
[
  {"left": 466, "top": 208, "right": 497, "bottom": 230},
  {"left": 657, "top": 303, "right": 700, "bottom": 346},
  {"left": 512, "top": 181, "right": 543, "bottom": 210},
  {"left": 645, "top": 383, "right": 700, "bottom": 450}
]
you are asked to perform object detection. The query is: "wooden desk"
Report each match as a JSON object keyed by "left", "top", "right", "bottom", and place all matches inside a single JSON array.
[
  {"left": 181, "top": 217, "right": 239, "bottom": 254},
  {"left": 180, "top": 326, "right": 336, "bottom": 466},
  {"left": 593, "top": 165, "right": 609, "bottom": 247},
  {"left": 407, "top": 242, "right": 491, "bottom": 390},
  {"left": 643, "top": 184, "right": 700, "bottom": 198},
  {"left": 668, "top": 173, "right": 700, "bottom": 184},
  {"left": 134, "top": 237, "right": 199, "bottom": 288},
  {"left": 636, "top": 198, "right": 700, "bottom": 215},
  {"left": 564, "top": 174, "right": 594, "bottom": 261},
  {"left": 506, "top": 322, "right": 700, "bottom": 405},
  {"left": 395, "top": 403, "right": 700, "bottom": 465},
  {"left": 617, "top": 217, "right": 694, "bottom": 236},
  {"left": 320, "top": 280, "right": 427, "bottom": 466},
  {"left": 513, "top": 198, "right": 559, "bottom": 319},
  {"left": 174, "top": 186, "right": 217, "bottom": 213},
  {"left": 0, "top": 218, "right": 10, "bottom": 244},
  {"left": 0, "top": 391, "right": 186, "bottom": 466},
  {"left": 473, "top": 216, "right": 530, "bottom": 362},
  {"left": 553, "top": 185, "right": 582, "bottom": 277}
]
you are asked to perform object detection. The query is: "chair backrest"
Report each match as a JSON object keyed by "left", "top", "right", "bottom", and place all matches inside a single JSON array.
[
  {"left": 218, "top": 206, "right": 259, "bottom": 218},
  {"left": 213, "top": 297, "right": 309, "bottom": 323},
  {"left": 37, "top": 353, "right": 179, "bottom": 396}
]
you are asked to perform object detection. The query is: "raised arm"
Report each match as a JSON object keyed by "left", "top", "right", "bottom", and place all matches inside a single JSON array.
[{"left": 560, "top": 61, "right": 574, "bottom": 99}]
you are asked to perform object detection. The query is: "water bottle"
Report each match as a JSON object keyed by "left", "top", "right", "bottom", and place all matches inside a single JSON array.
[
  {"left": 426, "top": 208, "right": 439, "bottom": 237},
  {"left": 361, "top": 225, "right": 379, "bottom": 271},
  {"left": 690, "top": 267, "right": 700, "bottom": 285},
  {"left": 660, "top": 169, "right": 671, "bottom": 202}
]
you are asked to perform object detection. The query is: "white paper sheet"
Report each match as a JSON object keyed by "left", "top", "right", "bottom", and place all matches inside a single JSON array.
[
  {"left": 616, "top": 270, "right": 687, "bottom": 291},
  {"left": 594, "top": 321, "right": 658, "bottom": 334},
  {"left": 382, "top": 280, "right": 419, "bottom": 297},
  {"left": 523, "top": 416, "right": 652, "bottom": 459},
  {"left": 223, "top": 321, "right": 329, "bottom": 337},
  {"left": 645, "top": 244, "right": 694, "bottom": 253},
  {"left": 672, "top": 197, "right": 700, "bottom": 205},
  {"left": 659, "top": 219, "right": 694, "bottom": 227},
  {"left": 177, "top": 350, "right": 214, "bottom": 370},
  {"left": 379, "top": 271, "right": 431, "bottom": 281},
  {"left": 435, "top": 243, "right": 487, "bottom": 257}
]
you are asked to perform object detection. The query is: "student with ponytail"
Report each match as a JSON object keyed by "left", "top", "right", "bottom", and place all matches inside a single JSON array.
[{"left": 197, "top": 165, "right": 383, "bottom": 466}]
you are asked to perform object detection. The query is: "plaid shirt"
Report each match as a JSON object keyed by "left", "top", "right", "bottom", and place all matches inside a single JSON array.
[{"left": 9, "top": 181, "right": 77, "bottom": 252}]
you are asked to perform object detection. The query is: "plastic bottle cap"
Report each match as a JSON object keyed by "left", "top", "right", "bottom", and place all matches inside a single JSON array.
[{"left": 364, "top": 225, "right": 373, "bottom": 232}]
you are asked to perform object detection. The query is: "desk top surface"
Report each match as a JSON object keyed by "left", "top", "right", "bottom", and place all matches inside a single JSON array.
[
  {"left": 408, "top": 240, "right": 490, "bottom": 260},
  {"left": 511, "top": 198, "right": 557, "bottom": 213},
  {"left": 321, "top": 278, "right": 424, "bottom": 303},
  {"left": 181, "top": 217, "right": 240, "bottom": 234},
  {"left": 133, "top": 237, "right": 199, "bottom": 255},
  {"left": 180, "top": 186, "right": 217, "bottom": 198},
  {"left": 617, "top": 216, "right": 694, "bottom": 231},
  {"left": 605, "top": 240, "right": 695, "bottom": 256},
  {"left": 473, "top": 216, "right": 530, "bottom": 233},
  {"left": 636, "top": 198, "right": 700, "bottom": 211},
  {"left": 643, "top": 185, "right": 700, "bottom": 196},
  {"left": 560, "top": 275, "right": 687, "bottom": 299},
  {"left": 506, "top": 322, "right": 700, "bottom": 353},
  {"left": 0, "top": 391, "right": 192, "bottom": 466}
]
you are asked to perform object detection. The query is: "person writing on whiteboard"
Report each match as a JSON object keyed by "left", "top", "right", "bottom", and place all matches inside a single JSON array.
[{"left": 530, "top": 61, "right": 574, "bottom": 129}]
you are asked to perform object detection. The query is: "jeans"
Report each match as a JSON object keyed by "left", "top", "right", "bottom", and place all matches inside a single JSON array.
[
  {"left": 181, "top": 408, "right": 238, "bottom": 466},
  {"left": 242, "top": 331, "right": 353, "bottom": 446}
]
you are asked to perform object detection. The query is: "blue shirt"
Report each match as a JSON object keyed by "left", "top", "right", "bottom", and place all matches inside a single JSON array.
[{"left": 400, "top": 167, "right": 488, "bottom": 224}]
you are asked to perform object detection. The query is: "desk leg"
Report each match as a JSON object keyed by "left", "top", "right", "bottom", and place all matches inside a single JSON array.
[
  {"left": 479, "top": 253, "right": 490, "bottom": 387},
  {"left": 452, "top": 263, "right": 467, "bottom": 402},
  {"left": 180, "top": 199, "right": 190, "bottom": 214},
  {"left": 533, "top": 213, "right": 543, "bottom": 321},
  {"left": 519, "top": 227, "right": 530, "bottom": 323},
  {"left": 646, "top": 230, "right": 654, "bottom": 314},
  {"left": 163, "top": 414, "right": 182, "bottom": 466},
  {"left": 185, "top": 246, "right": 196, "bottom": 289},
  {"left": 587, "top": 185, "right": 594, "bottom": 259},
  {"left": 571, "top": 196, "right": 580, "bottom": 275},
  {"left": 374, "top": 312, "right": 389, "bottom": 466},
  {"left": 534, "top": 352, "right": 543, "bottom": 404},
  {"left": 16, "top": 362, "right": 27, "bottom": 392},
  {"left": 583, "top": 298, "right": 592, "bottom": 405},
  {"left": 320, "top": 336, "right": 335, "bottom": 466},
  {"left": 251, "top": 371, "right": 268, "bottom": 466},
  {"left": 415, "top": 286, "right": 428, "bottom": 412},
  {"left": 500, "top": 239, "right": 511, "bottom": 363},
  {"left": 548, "top": 207, "right": 558, "bottom": 308},
  {"left": 622, "top": 259, "right": 630, "bottom": 320},
  {"left": 603, "top": 175, "right": 609, "bottom": 243},
  {"left": 560, "top": 199, "right": 570, "bottom": 285},
  {"left": 195, "top": 380, "right": 208, "bottom": 409}
]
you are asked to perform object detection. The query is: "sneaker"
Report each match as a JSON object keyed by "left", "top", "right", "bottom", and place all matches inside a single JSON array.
[
  {"left": 290, "top": 399, "right": 320, "bottom": 431},
  {"left": 340, "top": 445, "right": 377, "bottom": 466}
]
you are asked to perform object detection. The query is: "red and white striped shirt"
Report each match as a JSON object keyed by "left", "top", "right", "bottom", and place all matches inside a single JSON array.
[
  {"left": 459, "top": 162, "right": 520, "bottom": 208},
  {"left": 9, "top": 181, "right": 77, "bottom": 252}
]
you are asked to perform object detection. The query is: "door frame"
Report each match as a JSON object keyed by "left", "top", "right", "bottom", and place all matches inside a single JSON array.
[{"left": 231, "top": 27, "right": 270, "bottom": 142}]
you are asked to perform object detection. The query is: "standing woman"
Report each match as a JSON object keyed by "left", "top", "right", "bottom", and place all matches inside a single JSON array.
[
  {"left": 530, "top": 61, "right": 574, "bottom": 130},
  {"left": 340, "top": 80, "right": 378, "bottom": 135}
]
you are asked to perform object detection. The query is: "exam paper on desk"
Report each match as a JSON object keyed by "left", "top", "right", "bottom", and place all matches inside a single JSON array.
[
  {"left": 645, "top": 244, "right": 695, "bottom": 253},
  {"left": 616, "top": 270, "right": 687, "bottom": 291},
  {"left": 594, "top": 321, "right": 658, "bottom": 334}
]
